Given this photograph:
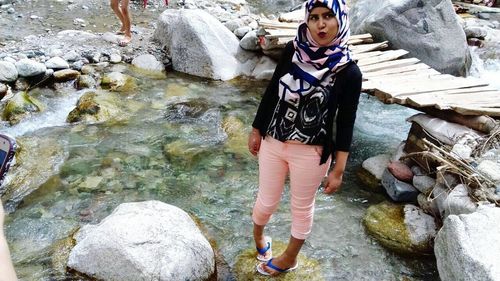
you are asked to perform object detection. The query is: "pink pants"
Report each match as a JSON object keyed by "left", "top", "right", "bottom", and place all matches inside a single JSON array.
[{"left": 252, "top": 137, "right": 331, "bottom": 240}]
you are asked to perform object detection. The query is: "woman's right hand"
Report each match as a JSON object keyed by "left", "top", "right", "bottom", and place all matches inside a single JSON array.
[{"left": 248, "top": 128, "right": 262, "bottom": 156}]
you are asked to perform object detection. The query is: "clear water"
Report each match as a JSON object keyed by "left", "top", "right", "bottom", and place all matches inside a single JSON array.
[{"left": 1, "top": 63, "right": 439, "bottom": 280}]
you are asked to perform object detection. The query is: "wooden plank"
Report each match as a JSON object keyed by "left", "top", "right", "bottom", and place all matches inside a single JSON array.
[
  {"left": 379, "top": 77, "right": 489, "bottom": 98},
  {"left": 259, "top": 19, "right": 298, "bottom": 29},
  {"left": 352, "top": 51, "right": 383, "bottom": 61},
  {"left": 362, "top": 63, "right": 435, "bottom": 78},
  {"left": 359, "top": 58, "right": 420, "bottom": 73},
  {"left": 452, "top": 106, "right": 500, "bottom": 117},
  {"left": 363, "top": 73, "right": 452, "bottom": 91},
  {"left": 350, "top": 41, "right": 389, "bottom": 54},
  {"left": 405, "top": 88, "right": 500, "bottom": 107},
  {"left": 357, "top": 49, "right": 409, "bottom": 67},
  {"left": 351, "top": 33, "right": 373, "bottom": 40},
  {"left": 364, "top": 68, "right": 441, "bottom": 81}
]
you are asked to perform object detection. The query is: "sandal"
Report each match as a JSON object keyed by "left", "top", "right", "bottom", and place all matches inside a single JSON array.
[
  {"left": 256, "top": 258, "right": 299, "bottom": 276},
  {"left": 256, "top": 236, "right": 272, "bottom": 262}
]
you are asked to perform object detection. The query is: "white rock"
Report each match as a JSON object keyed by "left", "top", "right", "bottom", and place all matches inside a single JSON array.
[
  {"left": 131, "top": 54, "right": 164, "bottom": 72},
  {"left": 434, "top": 206, "right": 500, "bottom": 281},
  {"left": 451, "top": 143, "right": 472, "bottom": 160},
  {"left": 0, "top": 61, "right": 18, "bottom": 82},
  {"left": 234, "top": 26, "right": 252, "bottom": 38},
  {"left": 251, "top": 56, "right": 277, "bottom": 80},
  {"left": 413, "top": 174, "right": 435, "bottom": 194},
  {"left": 63, "top": 50, "right": 81, "bottom": 62},
  {"left": 404, "top": 204, "right": 437, "bottom": 246},
  {"left": 477, "top": 160, "right": 500, "bottom": 182},
  {"left": 239, "top": 30, "right": 260, "bottom": 51},
  {"left": 68, "top": 201, "right": 215, "bottom": 281},
  {"left": 110, "top": 54, "right": 122, "bottom": 63},
  {"left": 224, "top": 18, "right": 244, "bottom": 32},
  {"left": 45, "top": 57, "right": 69, "bottom": 69},
  {"left": 15, "top": 59, "right": 47, "bottom": 77},
  {"left": 362, "top": 154, "right": 391, "bottom": 180},
  {"left": 443, "top": 184, "right": 477, "bottom": 219}
]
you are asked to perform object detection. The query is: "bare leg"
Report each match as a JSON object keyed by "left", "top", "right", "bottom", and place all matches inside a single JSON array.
[
  {"left": 110, "top": 0, "right": 126, "bottom": 33},
  {"left": 253, "top": 222, "right": 271, "bottom": 260},
  {"left": 119, "top": 0, "right": 132, "bottom": 46},
  {"left": 261, "top": 235, "right": 303, "bottom": 275}
]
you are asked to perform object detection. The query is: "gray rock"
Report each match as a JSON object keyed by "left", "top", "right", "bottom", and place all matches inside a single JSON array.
[
  {"left": 239, "top": 30, "right": 260, "bottom": 51},
  {"left": 381, "top": 168, "right": 419, "bottom": 202},
  {"left": 0, "top": 61, "right": 18, "bottom": 82},
  {"left": 404, "top": 204, "right": 437, "bottom": 248},
  {"left": 464, "top": 26, "right": 488, "bottom": 39},
  {"left": 363, "top": 154, "right": 391, "bottom": 180},
  {"left": 432, "top": 182, "right": 449, "bottom": 219},
  {"left": 413, "top": 174, "right": 436, "bottom": 195},
  {"left": 14, "top": 78, "right": 29, "bottom": 91},
  {"left": 477, "top": 13, "right": 491, "bottom": 20},
  {"left": 153, "top": 9, "right": 243, "bottom": 81},
  {"left": 350, "top": 0, "right": 470, "bottom": 76},
  {"left": 77, "top": 75, "right": 97, "bottom": 89},
  {"left": 15, "top": 59, "right": 47, "bottom": 77},
  {"left": 417, "top": 193, "right": 439, "bottom": 216},
  {"left": 443, "top": 184, "right": 477, "bottom": 219},
  {"left": 131, "top": 54, "right": 164, "bottom": 72},
  {"left": 224, "top": 18, "right": 244, "bottom": 32},
  {"left": 435, "top": 206, "right": 500, "bottom": 281},
  {"left": 67, "top": 201, "right": 215, "bottom": 281},
  {"left": 251, "top": 56, "right": 277, "bottom": 80},
  {"left": 234, "top": 26, "right": 252, "bottom": 38},
  {"left": 477, "top": 160, "right": 500, "bottom": 182},
  {"left": 7, "top": 7, "right": 14, "bottom": 13},
  {"left": 63, "top": 50, "right": 81, "bottom": 62},
  {"left": 45, "top": 57, "right": 69, "bottom": 69},
  {"left": 110, "top": 54, "right": 122, "bottom": 64}
]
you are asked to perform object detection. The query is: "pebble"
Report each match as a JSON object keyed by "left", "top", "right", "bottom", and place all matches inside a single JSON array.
[
  {"left": 496, "top": 184, "right": 500, "bottom": 195},
  {"left": 7, "top": 7, "right": 14, "bottom": 13},
  {"left": 477, "top": 13, "right": 491, "bottom": 20}
]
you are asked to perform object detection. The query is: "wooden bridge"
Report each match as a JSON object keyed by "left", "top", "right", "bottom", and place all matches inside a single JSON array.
[{"left": 257, "top": 19, "right": 500, "bottom": 119}]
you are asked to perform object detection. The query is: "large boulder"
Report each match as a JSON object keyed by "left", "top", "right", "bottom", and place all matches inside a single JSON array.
[
  {"left": 2, "top": 91, "right": 44, "bottom": 124},
  {"left": 0, "top": 61, "right": 18, "bottom": 82},
  {"left": 66, "top": 90, "right": 126, "bottom": 123},
  {"left": 350, "top": 0, "right": 470, "bottom": 76},
  {"left": 434, "top": 206, "right": 500, "bottom": 281},
  {"left": 153, "top": 9, "right": 243, "bottom": 81},
  {"left": 67, "top": 201, "right": 215, "bottom": 281}
]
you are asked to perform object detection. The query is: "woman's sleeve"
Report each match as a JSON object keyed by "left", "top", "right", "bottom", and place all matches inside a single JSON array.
[
  {"left": 335, "top": 63, "right": 362, "bottom": 152},
  {"left": 252, "top": 41, "right": 294, "bottom": 133}
]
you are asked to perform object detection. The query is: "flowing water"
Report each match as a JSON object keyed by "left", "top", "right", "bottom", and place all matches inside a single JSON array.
[{"left": 1, "top": 0, "right": 499, "bottom": 280}]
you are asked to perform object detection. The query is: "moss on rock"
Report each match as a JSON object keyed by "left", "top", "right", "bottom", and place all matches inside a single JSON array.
[{"left": 2, "top": 91, "right": 44, "bottom": 124}]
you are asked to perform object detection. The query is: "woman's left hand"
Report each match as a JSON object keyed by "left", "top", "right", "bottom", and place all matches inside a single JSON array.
[{"left": 323, "top": 170, "right": 343, "bottom": 194}]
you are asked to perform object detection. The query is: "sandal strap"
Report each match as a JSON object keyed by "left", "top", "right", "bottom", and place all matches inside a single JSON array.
[
  {"left": 256, "top": 241, "right": 271, "bottom": 255},
  {"left": 265, "top": 258, "right": 287, "bottom": 273}
]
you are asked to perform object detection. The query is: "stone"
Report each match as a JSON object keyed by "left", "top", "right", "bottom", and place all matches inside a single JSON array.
[
  {"left": 100, "top": 72, "right": 136, "bottom": 92},
  {"left": 63, "top": 50, "right": 81, "bottom": 62},
  {"left": 239, "top": 30, "right": 260, "bottom": 51},
  {"left": 251, "top": 55, "right": 277, "bottom": 80},
  {"left": 67, "top": 201, "right": 215, "bottom": 281},
  {"left": 451, "top": 143, "right": 473, "bottom": 160},
  {"left": 434, "top": 206, "right": 500, "bottom": 281},
  {"left": 387, "top": 161, "right": 413, "bottom": 182},
  {"left": 358, "top": 154, "right": 390, "bottom": 192},
  {"left": 381, "top": 168, "right": 419, "bottom": 202},
  {"left": 363, "top": 202, "right": 436, "bottom": 255},
  {"left": 477, "top": 160, "right": 500, "bottom": 182},
  {"left": 66, "top": 90, "right": 124, "bottom": 123},
  {"left": 224, "top": 18, "right": 243, "bottom": 32},
  {"left": 417, "top": 193, "right": 439, "bottom": 216},
  {"left": 350, "top": 0, "right": 470, "bottom": 76},
  {"left": 467, "top": 38, "right": 485, "bottom": 48},
  {"left": 0, "top": 61, "right": 18, "bottom": 82},
  {"left": 15, "top": 58, "right": 47, "bottom": 77},
  {"left": 109, "top": 54, "right": 122, "bottom": 63},
  {"left": 77, "top": 75, "right": 97, "bottom": 89},
  {"left": 0, "top": 83, "right": 7, "bottom": 98},
  {"left": 53, "top": 69, "right": 80, "bottom": 82},
  {"left": 131, "top": 54, "right": 164, "bottom": 72},
  {"left": 45, "top": 56, "right": 69, "bottom": 69},
  {"left": 432, "top": 182, "right": 449, "bottom": 219},
  {"left": 413, "top": 174, "right": 436, "bottom": 195},
  {"left": 234, "top": 26, "right": 252, "bottom": 38},
  {"left": 2, "top": 91, "right": 43, "bottom": 124},
  {"left": 153, "top": 9, "right": 244, "bottom": 81},
  {"left": 477, "top": 13, "right": 491, "bottom": 20},
  {"left": 464, "top": 26, "right": 488, "bottom": 39},
  {"left": 443, "top": 184, "right": 477, "bottom": 219}
]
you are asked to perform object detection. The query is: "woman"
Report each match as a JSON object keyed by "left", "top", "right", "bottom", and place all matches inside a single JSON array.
[
  {"left": 1, "top": 201, "right": 17, "bottom": 281},
  {"left": 110, "top": 0, "right": 132, "bottom": 46},
  {"left": 248, "top": 0, "right": 362, "bottom": 276}
]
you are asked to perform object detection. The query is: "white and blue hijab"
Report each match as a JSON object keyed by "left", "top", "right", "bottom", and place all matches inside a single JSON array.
[{"left": 267, "top": 0, "right": 352, "bottom": 145}]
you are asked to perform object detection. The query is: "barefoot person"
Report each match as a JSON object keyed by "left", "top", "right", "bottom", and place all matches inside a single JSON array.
[
  {"left": 248, "top": 0, "right": 362, "bottom": 276},
  {"left": 110, "top": 0, "right": 132, "bottom": 46},
  {"left": 1, "top": 201, "right": 17, "bottom": 281}
]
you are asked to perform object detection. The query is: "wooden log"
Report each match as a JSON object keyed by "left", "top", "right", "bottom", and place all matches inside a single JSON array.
[
  {"left": 258, "top": 19, "right": 298, "bottom": 29},
  {"left": 350, "top": 41, "right": 389, "bottom": 54},
  {"left": 363, "top": 73, "right": 451, "bottom": 92},
  {"left": 352, "top": 51, "right": 383, "bottom": 61},
  {"left": 362, "top": 63, "right": 435, "bottom": 78},
  {"left": 404, "top": 87, "right": 499, "bottom": 107},
  {"left": 451, "top": 106, "right": 500, "bottom": 117}
]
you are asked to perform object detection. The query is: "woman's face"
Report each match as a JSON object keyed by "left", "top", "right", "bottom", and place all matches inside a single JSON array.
[{"left": 307, "top": 6, "right": 339, "bottom": 47}]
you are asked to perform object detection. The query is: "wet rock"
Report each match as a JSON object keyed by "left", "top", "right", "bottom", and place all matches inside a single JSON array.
[
  {"left": 80, "top": 65, "right": 95, "bottom": 75},
  {"left": 163, "top": 139, "right": 210, "bottom": 168},
  {"left": 363, "top": 202, "right": 436, "bottom": 255},
  {"left": 50, "top": 236, "right": 76, "bottom": 279},
  {"left": 387, "top": 161, "right": 413, "bottom": 182},
  {"left": 53, "top": 69, "right": 80, "bottom": 82},
  {"left": 358, "top": 154, "right": 390, "bottom": 193},
  {"left": 63, "top": 50, "right": 81, "bottom": 62},
  {"left": 222, "top": 115, "right": 248, "bottom": 157},
  {"left": 77, "top": 75, "right": 97, "bottom": 89},
  {"left": 109, "top": 54, "right": 121, "bottom": 63},
  {"left": 67, "top": 201, "right": 215, "bottom": 281},
  {"left": 0, "top": 60, "right": 18, "bottom": 82},
  {"left": 71, "top": 60, "right": 85, "bottom": 71},
  {"left": 443, "top": 184, "right": 477, "bottom": 219},
  {"left": 131, "top": 54, "right": 164, "bottom": 72},
  {"left": 2, "top": 91, "right": 43, "bottom": 124},
  {"left": 381, "top": 168, "right": 419, "bottom": 202},
  {"left": 66, "top": 90, "right": 124, "bottom": 123},
  {"left": 435, "top": 206, "right": 500, "bottom": 281},
  {"left": 234, "top": 240, "right": 324, "bottom": 280},
  {"left": 14, "top": 78, "right": 29, "bottom": 91},
  {"left": 45, "top": 56, "right": 69, "bottom": 69},
  {"left": 417, "top": 193, "right": 439, "bottom": 216},
  {"left": 15, "top": 58, "right": 47, "bottom": 77},
  {"left": 239, "top": 30, "right": 260, "bottom": 51},
  {"left": 77, "top": 176, "right": 103, "bottom": 192},
  {"left": 100, "top": 72, "right": 136, "bottom": 92}
]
